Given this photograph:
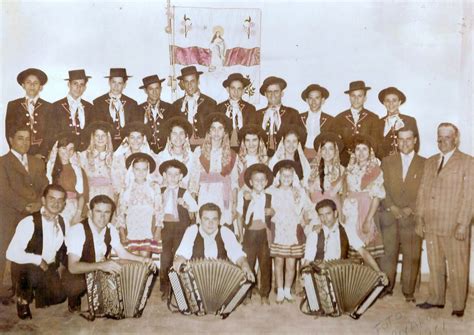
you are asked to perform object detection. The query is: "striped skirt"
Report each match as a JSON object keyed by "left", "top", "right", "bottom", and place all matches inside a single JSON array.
[{"left": 270, "top": 243, "right": 305, "bottom": 258}]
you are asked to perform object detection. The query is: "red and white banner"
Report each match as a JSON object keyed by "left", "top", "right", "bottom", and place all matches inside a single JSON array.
[{"left": 171, "top": 6, "right": 261, "bottom": 104}]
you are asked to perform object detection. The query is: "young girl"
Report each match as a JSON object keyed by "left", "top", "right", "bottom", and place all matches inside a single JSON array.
[
  {"left": 47, "top": 133, "right": 88, "bottom": 231},
  {"left": 269, "top": 160, "right": 316, "bottom": 303},
  {"left": 115, "top": 152, "right": 163, "bottom": 257},
  {"left": 269, "top": 125, "right": 311, "bottom": 187},
  {"left": 237, "top": 125, "right": 268, "bottom": 190},
  {"left": 342, "top": 134, "right": 385, "bottom": 259},
  {"left": 79, "top": 121, "right": 114, "bottom": 200}
]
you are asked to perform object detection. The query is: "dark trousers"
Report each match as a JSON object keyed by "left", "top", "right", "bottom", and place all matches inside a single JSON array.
[
  {"left": 0, "top": 212, "right": 23, "bottom": 296},
  {"left": 11, "top": 263, "right": 66, "bottom": 308},
  {"left": 243, "top": 229, "right": 272, "bottom": 298},
  {"left": 160, "top": 221, "right": 188, "bottom": 293},
  {"left": 377, "top": 211, "right": 422, "bottom": 297},
  {"left": 61, "top": 270, "right": 87, "bottom": 306}
]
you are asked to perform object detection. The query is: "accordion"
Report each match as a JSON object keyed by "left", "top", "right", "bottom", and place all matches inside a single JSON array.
[
  {"left": 168, "top": 258, "right": 253, "bottom": 318},
  {"left": 83, "top": 260, "right": 154, "bottom": 320},
  {"left": 301, "top": 259, "right": 386, "bottom": 319}
]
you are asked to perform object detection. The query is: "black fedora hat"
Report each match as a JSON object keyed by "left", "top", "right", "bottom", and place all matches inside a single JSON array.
[
  {"left": 139, "top": 75, "right": 166, "bottom": 89},
  {"left": 17, "top": 68, "right": 48, "bottom": 86},
  {"left": 205, "top": 112, "right": 232, "bottom": 134},
  {"left": 238, "top": 124, "right": 268, "bottom": 144},
  {"left": 313, "top": 132, "right": 344, "bottom": 152},
  {"left": 344, "top": 80, "right": 371, "bottom": 94},
  {"left": 272, "top": 159, "right": 303, "bottom": 180},
  {"left": 82, "top": 121, "right": 113, "bottom": 143},
  {"left": 163, "top": 116, "right": 193, "bottom": 138},
  {"left": 104, "top": 68, "right": 132, "bottom": 79},
  {"left": 222, "top": 73, "right": 251, "bottom": 88},
  {"left": 121, "top": 121, "right": 151, "bottom": 139},
  {"left": 301, "top": 84, "right": 329, "bottom": 101},
  {"left": 177, "top": 66, "right": 203, "bottom": 80},
  {"left": 125, "top": 152, "right": 156, "bottom": 173},
  {"left": 276, "top": 124, "right": 307, "bottom": 145},
  {"left": 64, "top": 69, "right": 91, "bottom": 81},
  {"left": 378, "top": 87, "right": 406, "bottom": 105},
  {"left": 158, "top": 159, "right": 188, "bottom": 177},
  {"left": 259, "top": 76, "right": 287, "bottom": 95},
  {"left": 244, "top": 163, "right": 273, "bottom": 189}
]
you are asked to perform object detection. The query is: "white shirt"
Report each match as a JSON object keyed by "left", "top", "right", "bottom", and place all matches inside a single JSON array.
[
  {"left": 244, "top": 155, "right": 259, "bottom": 167},
  {"left": 163, "top": 186, "right": 199, "bottom": 216},
  {"left": 262, "top": 105, "right": 282, "bottom": 134},
  {"left": 439, "top": 149, "right": 455, "bottom": 168},
  {"left": 6, "top": 209, "right": 64, "bottom": 265},
  {"left": 400, "top": 151, "right": 415, "bottom": 181},
  {"left": 384, "top": 113, "right": 404, "bottom": 136},
  {"left": 176, "top": 225, "right": 246, "bottom": 264},
  {"left": 350, "top": 108, "right": 361, "bottom": 124},
  {"left": 304, "top": 221, "right": 364, "bottom": 263},
  {"left": 67, "top": 94, "right": 86, "bottom": 129},
  {"left": 66, "top": 220, "right": 122, "bottom": 262},
  {"left": 183, "top": 92, "right": 200, "bottom": 123},
  {"left": 227, "top": 99, "right": 243, "bottom": 129},
  {"left": 236, "top": 190, "right": 267, "bottom": 224},
  {"left": 11, "top": 149, "right": 28, "bottom": 171},
  {"left": 109, "top": 94, "right": 125, "bottom": 127},
  {"left": 305, "top": 110, "right": 321, "bottom": 148}
]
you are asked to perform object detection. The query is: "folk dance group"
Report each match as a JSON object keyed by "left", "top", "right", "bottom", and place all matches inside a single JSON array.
[{"left": 0, "top": 66, "right": 472, "bottom": 321}]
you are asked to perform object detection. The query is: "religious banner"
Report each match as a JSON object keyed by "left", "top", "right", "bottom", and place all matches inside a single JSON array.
[{"left": 170, "top": 6, "right": 261, "bottom": 104}]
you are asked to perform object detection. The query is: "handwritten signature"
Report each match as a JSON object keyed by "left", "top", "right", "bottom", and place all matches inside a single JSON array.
[{"left": 374, "top": 312, "right": 447, "bottom": 335}]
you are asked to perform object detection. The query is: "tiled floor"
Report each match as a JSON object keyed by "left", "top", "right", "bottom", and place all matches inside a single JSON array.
[{"left": 0, "top": 282, "right": 472, "bottom": 334}]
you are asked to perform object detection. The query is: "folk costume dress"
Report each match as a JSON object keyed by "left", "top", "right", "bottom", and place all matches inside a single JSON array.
[{"left": 79, "top": 149, "right": 114, "bottom": 201}]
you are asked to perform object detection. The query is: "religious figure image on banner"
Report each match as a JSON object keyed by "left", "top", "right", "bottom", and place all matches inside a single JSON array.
[{"left": 170, "top": 6, "right": 261, "bottom": 104}]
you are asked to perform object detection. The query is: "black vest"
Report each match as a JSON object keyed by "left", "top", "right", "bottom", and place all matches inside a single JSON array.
[
  {"left": 314, "top": 224, "right": 349, "bottom": 261},
  {"left": 25, "top": 211, "right": 67, "bottom": 267},
  {"left": 242, "top": 193, "right": 272, "bottom": 229},
  {"left": 161, "top": 187, "right": 191, "bottom": 226},
  {"left": 192, "top": 226, "right": 228, "bottom": 261},
  {"left": 79, "top": 219, "right": 111, "bottom": 263}
]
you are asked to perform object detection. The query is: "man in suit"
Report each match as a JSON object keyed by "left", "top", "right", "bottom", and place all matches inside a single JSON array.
[
  {"left": 378, "top": 87, "right": 419, "bottom": 158},
  {"left": 216, "top": 73, "right": 258, "bottom": 148},
  {"left": 257, "top": 76, "right": 302, "bottom": 152},
  {"left": 0, "top": 125, "right": 49, "bottom": 304},
  {"left": 92, "top": 68, "right": 139, "bottom": 149},
  {"left": 332, "top": 81, "right": 381, "bottom": 166},
  {"left": 137, "top": 75, "right": 177, "bottom": 153},
  {"left": 172, "top": 66, "right": 217, "bottom": 147},
  {"left": 378, "top": 126, "right": 425, "bottom": 302},
  {"left": 415, "top": 123, "right": 473, "bottom": 317},
  {"left": 5, "top": 68, "right": 53, "bottom": 158},
  {"left": 51, "top": 70, "right": 95, "bottom": 151},
  {"left": 299, "top": 84, "right": 334, "bottom": 160}
]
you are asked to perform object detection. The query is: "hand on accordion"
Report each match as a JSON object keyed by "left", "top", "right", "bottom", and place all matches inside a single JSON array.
[
  {"left": 99, "top": 260, "right": 122, "bottom": 275},
  {"left": 379, "top": 272, "right": 389, "bottom": 286},
  {"left": 141, "top": 257, "right": 158, "bottom": 273}
]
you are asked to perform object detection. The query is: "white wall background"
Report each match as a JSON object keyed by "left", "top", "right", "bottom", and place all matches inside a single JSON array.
[{"left": 1, "top": 0, "right": 473, "bottom": 278}]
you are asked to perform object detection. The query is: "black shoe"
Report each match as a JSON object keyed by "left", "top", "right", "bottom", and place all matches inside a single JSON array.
[
  {"left": 404, "top": 295, "right": 416, "bottom": 303},
  {"left": 451, "top": 310, "right": 464, "bottom": 317},
  {"left": 17, "top": 303, "right": 32, "bottom": 320},
  {"left": 416, "top": 302, "right": 444, "bottom": 309},
  {"left": 379, "top": 290, "right": 393, "bottom": 299}
]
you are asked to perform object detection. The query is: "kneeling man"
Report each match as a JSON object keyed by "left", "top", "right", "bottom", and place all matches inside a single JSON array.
[
  {"left": 6, "top": 184, "right": 68, "bottom": 319},
  {"left": 173, "top": 203, "right": 254, "bottom": 282},
  {"left": 63, "top": 195, "right": 155, "bottom": 312},
  {"left": 303, "top": 199, "right": 388, "bottom": 283}
]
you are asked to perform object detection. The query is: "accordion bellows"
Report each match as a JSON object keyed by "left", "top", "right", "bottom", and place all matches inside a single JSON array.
[
  {"left": 85, "top": 260, "right": 154, "bottom": 320},
  {"left": 169, "top": 258, "right": 252, "bottom": 318},
  {"left": 301, "top": 259, "right": 385, "bottom": 319}
]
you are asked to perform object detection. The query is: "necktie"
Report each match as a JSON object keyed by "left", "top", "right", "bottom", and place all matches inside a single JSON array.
[
  {"left": 22, "top": 154, "right": 29, "bottom": 172},
  {"left": 437, "top": 155, "right": 444, "bottom": 175},
  {"left": 27, "top": 99, "right": 35, "bottom": 129}
]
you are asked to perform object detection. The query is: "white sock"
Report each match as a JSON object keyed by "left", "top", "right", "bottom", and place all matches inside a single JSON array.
[
  {"left": 277, "top": 288, "right": 284, "bottom": 300},
  {"left": 283, "top": 287, "right": 292, "bottom": 298}
]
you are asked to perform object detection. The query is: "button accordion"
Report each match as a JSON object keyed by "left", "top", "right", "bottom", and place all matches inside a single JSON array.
[
  {"left": 83, "top": 260, "right": 154, "bottom": 320},
  {"left": 300, "top": 259, "right": 386, "bottom": 319},
  {"left": 168, "top": 258, "right": 253, "bottom": 318}
]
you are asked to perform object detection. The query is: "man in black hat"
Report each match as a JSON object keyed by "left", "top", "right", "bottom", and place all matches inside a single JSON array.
[
  {"left": 332, "top": 80, "right": 382, "bottom": 166},
  {"left": 172, "top": 66, "right": 217, "bottom": 147},
  {"left": 92, "top": 68, "right": 139, "bottom": 149},
  {"left": 137, "top": 75, "right": 178, "bottom": 154},
  {"left": 5, "top": 68, "right": 53, "bottom": 158},
  {"left": 299, "top": 84, "right": 334, "bottom": 160},
  {"left": 216, "top": 73, "right": 258, "bottom": 148},
  {"left": 51, "top": 70, "right": 95, "bottom": 151},
  {"left": 256, "top": 76, "right": 302, "bottom": 152},
  {"left": 378, "top": 87, "right": 419, "bottom": 158}
]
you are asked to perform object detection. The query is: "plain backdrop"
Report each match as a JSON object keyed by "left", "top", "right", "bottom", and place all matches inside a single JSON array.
[{"left": 1, "top": 0, "right": 473, "bottom": 278}]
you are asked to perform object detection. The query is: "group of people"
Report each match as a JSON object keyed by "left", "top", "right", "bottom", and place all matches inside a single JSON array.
[{"left": 0, "top": 66, "right": 472, "bottom": 321}]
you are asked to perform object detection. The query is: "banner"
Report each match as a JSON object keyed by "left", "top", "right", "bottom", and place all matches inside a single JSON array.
[{"left": 171, "top": 6, "right": 261, "bottom": 104}]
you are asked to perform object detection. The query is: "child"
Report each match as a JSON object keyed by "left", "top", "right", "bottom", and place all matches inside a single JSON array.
[
  {"left": 237, "top": 163, "right": 274, "bottom": 305},
  {"left": 115, "top": 152, "right": 163, "bottom": 258},
  {"left": 158, "top": 159, "right": 198, "bottom": 300},
  {"left": 269, "top": 160, "right": 317, "bottom": 303}
]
